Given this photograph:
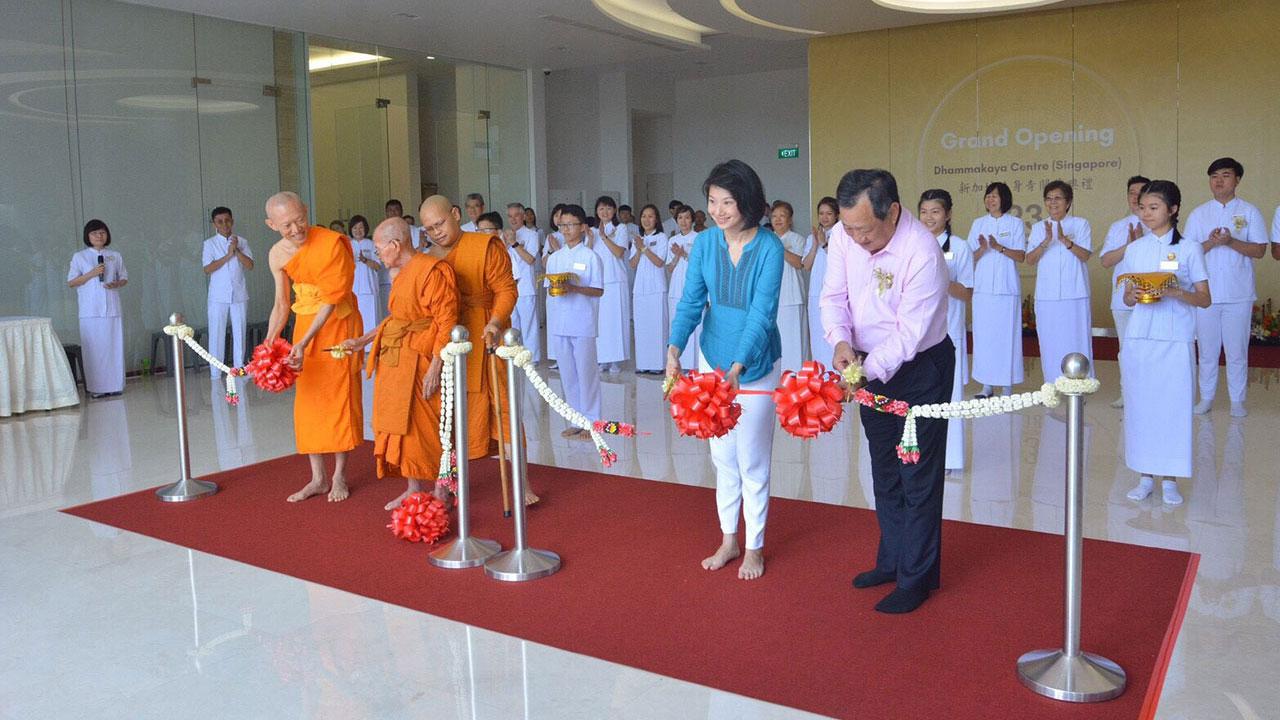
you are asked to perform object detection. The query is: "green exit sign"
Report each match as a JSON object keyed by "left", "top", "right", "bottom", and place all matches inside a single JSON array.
[{"left": 778, "top": 146, "right": 800, "bottom": 159}]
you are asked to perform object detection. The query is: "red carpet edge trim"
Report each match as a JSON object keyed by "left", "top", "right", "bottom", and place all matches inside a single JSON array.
[{"left": 1139, "top": 552, "right": 1200, "bottom": 719}]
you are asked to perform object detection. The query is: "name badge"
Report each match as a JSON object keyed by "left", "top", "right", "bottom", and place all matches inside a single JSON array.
[
  {"left": 1159, "top": 260, "right": 1179, "bottom": 271},
  {"left": 573, "top": 262, "right": 587, "bottom": 271},
  {"left": 943, "top": 251, "right": 954, "bottom": 261},
  {"left": 998, "top": 231, "right": 1010, "bottom": 238}
]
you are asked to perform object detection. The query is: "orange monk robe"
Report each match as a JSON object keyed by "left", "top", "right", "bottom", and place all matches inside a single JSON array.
[
  {"left": 366, "top": 253, "right": 458, "bottom": 479},
  {"left": 284, "top": 226, "right": 364, "bottom": 454},
  {"left": 440, "top": 232, "right": 518, "bottom": 459}
]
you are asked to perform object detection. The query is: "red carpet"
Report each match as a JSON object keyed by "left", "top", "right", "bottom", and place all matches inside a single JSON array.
[{"left": 64, "top": 447, "right": 1196, "bottom": 719}]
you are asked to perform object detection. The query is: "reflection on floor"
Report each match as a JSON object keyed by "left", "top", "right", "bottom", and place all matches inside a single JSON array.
[{"left": 2, "top": 360, "right": 1278, "bottom": 718}]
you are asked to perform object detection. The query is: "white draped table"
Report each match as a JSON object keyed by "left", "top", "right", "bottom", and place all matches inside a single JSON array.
[{"left": 0, "top": 317, "right": 80, "bottom": 417}]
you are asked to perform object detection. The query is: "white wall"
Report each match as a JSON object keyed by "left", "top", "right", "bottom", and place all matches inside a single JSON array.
[{"left": 545, "top": 67, "right": 603, "bottom": 211}]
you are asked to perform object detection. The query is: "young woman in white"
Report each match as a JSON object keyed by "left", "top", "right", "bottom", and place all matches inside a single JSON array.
[
  {"left": 591, "top": 196, "right": 633, "bottom": 373},
  {"left": 666, "top": 205, "right": 700, "bottom": 369},
  {"left": 630, "top": 204, "right": 670, "bottom": 373},
  {"left": 803, "top": 196, "right": 838, "bottom": 366},
  {"left": 771, "top": 200, "right": 810, "bottom": 370},
  {"left": 67, "top": 219, "right": 128, "bottom": 397},
  {"left": 1026, "top": 180, "right": 1094, "bottom": 382},
  {"left": 919, "top": 189, "right": 974, "bottom": 474},
  {"left": 967, "top": 182, "right": 1027, "bottom": 397},
  {"left": 1118, "top": 180, "right": 1211, "bottom": 506},
  {"left": 347, "top": 215, "right": 382, "bottom": 331}
]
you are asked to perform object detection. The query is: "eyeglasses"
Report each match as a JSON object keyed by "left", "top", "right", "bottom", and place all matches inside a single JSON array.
[{"left": 557, "top": 222, "right": 582, "bottom": 229}]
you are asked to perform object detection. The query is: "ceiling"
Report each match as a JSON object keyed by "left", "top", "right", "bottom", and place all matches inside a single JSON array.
[{"left": 121, "top": 0, "right": 1120, "bottom": 78}]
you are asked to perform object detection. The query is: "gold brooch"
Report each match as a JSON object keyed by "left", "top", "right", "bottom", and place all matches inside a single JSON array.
[
  {"left": 1234, "top": 216, "right": 1247, "bottom": 232},
  {"left": 1167, "top": 252, "right": 1176, "bottom": 261},
  {"left": 873, "top": 268, "right": 894, "bottom": 297}
]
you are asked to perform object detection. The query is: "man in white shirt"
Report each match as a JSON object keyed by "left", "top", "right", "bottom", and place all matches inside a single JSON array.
[
  {"left": 505, "top": 202, "right": 543, "bottom": 362},
  {"left": 461, "top": 193, "right": 485, "bottom": 232},
  {"left": 1099, "top": 175, "right": 1150, "bottom": 409},
  {"left": 202, "top": 206, "right": 254, "bottom": 376},
  {"left": 662, "top": 199, "right": 682, "bottom": 237},
  {"left": 1187, "top": 157, "right": 1268, "bottom": 417}
]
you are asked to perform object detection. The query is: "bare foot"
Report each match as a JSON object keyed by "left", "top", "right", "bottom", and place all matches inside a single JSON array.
[
  {"left": 327, "top": 475, "right": 349, "bottom": 502},
  {"left": 431, "top": 483, "right": 452, "bottom": 506},
  {"left": 701, "top": 538, "right": 740, "bottom": 571},
  {"left": 738, "top": 549, "right": 765, "bottom": 580},
  {"left": 287, "top": 478, "right": 328, "bottom": 503},
  {"left": 524, "top": 489, "right": 541, "bottom": 507},
  {"left": 384, "top": 489, "right": 413, "bottom": 511}
]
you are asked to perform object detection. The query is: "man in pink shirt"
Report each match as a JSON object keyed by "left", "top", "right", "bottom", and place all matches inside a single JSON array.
[{"left": 820, "top": 169, "right": 953, "bottom": 614}]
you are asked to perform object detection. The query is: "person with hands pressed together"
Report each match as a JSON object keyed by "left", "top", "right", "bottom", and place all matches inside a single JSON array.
[
  {"left": 666, "top": 159, "right": 783, "bottom": 582},
  {"left": 202, "top": 206, "right": 254, "bottom": 377},
  {"left": 67, "top": 219, "right": 129, "bottom": 398},
  {"left": 666, "top": 205, "right": 700, "bottom": 369},
  {"left": 820, "top": 169, "right": 953, "bottom": 614},
  {"left": 503, "top": 203, "right": 543, "bottom": 363},
  {"left": 967, "top": 182, "right": 1026, "bottom": 398},
  {"left": 544, "top": 205, "right": 605, "bottom": 439},
  {"left": 1100, "top": 175, "right": 1151, "bottom": 409},
  {"left": 591, "top": 195, "right": 633, "bottom": 374},
  {"left": 631, "top": 204, "right": 670, "bottom": 373},
  {"left": 263, "top": 192, "right": 364, "bottom": 503},
  {"left": 1025, "top": 180, "right": 1094, "bottom": 382}
]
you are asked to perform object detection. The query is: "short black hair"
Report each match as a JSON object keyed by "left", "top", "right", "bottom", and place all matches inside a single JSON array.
[
  {"left": 618, "top": 204, "right": 633, "bottom": 213},
  {"left": 594, "top": 195, "right": 618, "bottom": 221},
  {"left": 675, "top": 204, "right": 694, "bottom": 220},
  {"left": 211, "top": 206, "right": 232, "bottom": 221},
  {"left": 83, "top": 218, "right": 111, "bottom": 247},
  {"left": 550, "top": 203, "right": 568, "bottom": 232},
  {"left": 561, "top": 204, "right": 588, "bottom": 225},
  {"left": 770, "top": 200, "right": 794, "bottom": 218},
  {"left": 702, "top": 159, "right": 767, "bottom": 230},
  {"left": 668, "top": 200, "right": 682, "bottom": 210},
  {"left": 348, "top": 214, "right": 370, "bottom": 237},
  {"left": 1207, "top": 157, "right": 1244, "bottom": 178},
  {"left": 836, "top": 169, "right": 900, "bottom": 221},
  {"left": 402, "top": 214, "right": 414, "bottom": 223},
  {"left": 984, "top": 182, "right": 1013, "bottom": 214},
  {"left": 385, "top": 198, "right": 403, "bottom": 211},
  {"left": 477, "top": 211, "right": 504, "bottom": 230},
  {"left": 465, "top": 193, "right": 486, "bottom": 205},
  {"left": 1043, "top": 179, "right": 1073, "bottom": 206},
  {"left": 639, "top": 204, "right": 662, "bottom": 234},
  {"left": 1126, "top": 175, "right": 1151, "bottom": 189}
]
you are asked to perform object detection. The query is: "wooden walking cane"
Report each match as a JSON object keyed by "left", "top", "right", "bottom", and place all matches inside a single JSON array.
[{"left": 488, "top": 349, "right": 513, "bottom": 517}]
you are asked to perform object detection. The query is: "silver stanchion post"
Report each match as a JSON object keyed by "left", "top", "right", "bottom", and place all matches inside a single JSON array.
[
  {"left": 156, "top": 313, "right": 218, "bottom": 502},
  {"left": 1017, "top": 353, "right": 1125, "bottom": 702},
  {"left": 484, "top": 328, "right": 560, "bottom": 582},
  {"left": 430, "top": 326, "right": 501, "bottom": 568}
]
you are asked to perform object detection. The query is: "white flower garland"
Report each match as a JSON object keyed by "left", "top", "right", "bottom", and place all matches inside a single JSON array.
[
  {"left": 163, "top": 323, "right": 247, "bottom": 403},
  {"left": 495, "top": 343, "right": 618, "bottom": 466},
  {"left": 435, "top": 340, "right": 472, "bottom": 487}
]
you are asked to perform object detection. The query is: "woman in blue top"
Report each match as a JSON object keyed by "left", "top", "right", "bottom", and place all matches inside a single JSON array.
[{"left": 666, "top": 159, "right": 784, "bottom": 581}]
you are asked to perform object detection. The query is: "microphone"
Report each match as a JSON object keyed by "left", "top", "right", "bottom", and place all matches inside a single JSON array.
[{"left": 97, "top": 254, "right": 105, "bottom": 282}]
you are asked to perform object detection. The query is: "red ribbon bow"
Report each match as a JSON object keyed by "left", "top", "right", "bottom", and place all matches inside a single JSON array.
[
  {"left": 773, "top": 361, "right": 845, "bottom": 439},
  {"left": 247, "top": 339, "right": 298, "bottom": 393},
  {"left": 668, "top": 369, "right": 741, "bottom": 439},
  {"left": 387, "top": 492, "right": 450, "bottom": 544}
]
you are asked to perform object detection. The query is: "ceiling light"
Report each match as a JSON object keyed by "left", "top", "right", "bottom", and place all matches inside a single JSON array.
[
  {"left": 872, "top": 0, "right": 1063, "bottom": 13},
  {"left": 426, "top": 55, "right": 436, "bottom": 60},
  {"left": 308, "top": 47, "right": 391, "bottom": 72}
]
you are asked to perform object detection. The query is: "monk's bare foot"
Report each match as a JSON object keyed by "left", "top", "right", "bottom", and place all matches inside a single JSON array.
[
  {"left": 327, "top": 475, "right": 349, "bottom": 502},
  {"left": 701, "top": 537, "right": 740, "bottom": 571},
  {"left": 384, "top": 489, "right": 413, "bottom": 511},
  {"left": 524, "top": 489, "right": 540, "bottom": 507},
  {"left": 287, "top": 478, "right": 328, "bottom": 503},
  {"left": 738, "top": 549, "right": 765, "bottom": 580},
  {"left": 432, "top": 484, "right": 452, "bottom": 506}
]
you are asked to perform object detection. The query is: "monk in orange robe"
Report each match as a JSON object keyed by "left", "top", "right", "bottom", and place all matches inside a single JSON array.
[
  {"left": 340, "top": 218, "right": 458, "bottom": 510},
  {"left": 264, "top": 191, "right": 364, "bottom": 502},
  {"left": 417, "top": 195, "right": 539, "bottom": 505}
]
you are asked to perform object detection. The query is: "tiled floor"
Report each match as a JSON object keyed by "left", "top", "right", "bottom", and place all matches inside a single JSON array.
[{"left": 2, "top": 358, "right": 1277, "bottom": 718}]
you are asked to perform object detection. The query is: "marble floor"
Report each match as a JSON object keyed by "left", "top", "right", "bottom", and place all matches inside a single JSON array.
[{"left": 2, "top": 357, "right": 1278, "bottom": 719}]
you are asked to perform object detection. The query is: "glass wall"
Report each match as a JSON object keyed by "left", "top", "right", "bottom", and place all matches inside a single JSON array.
[{"left": 0, "top": 0, "right": 309, "bottom": 372}]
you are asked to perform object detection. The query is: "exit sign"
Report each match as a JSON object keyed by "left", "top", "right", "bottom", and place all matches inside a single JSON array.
[{"left": 778, "top": 146, "right": 800, "bottom": 159}]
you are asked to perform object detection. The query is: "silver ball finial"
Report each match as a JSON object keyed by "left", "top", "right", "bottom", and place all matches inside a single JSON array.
[
  {"left": 1061, "top": 352, "right": 1090, "bottom": 380},
  {"left": 169, "top": 312, "right": 184, "bottom": 325},
  {"left": 450, "top": 325, "right": 469, "bottom": 343},
  {"left": 503, "top": 327, "right": 522, "bottom": 346}
]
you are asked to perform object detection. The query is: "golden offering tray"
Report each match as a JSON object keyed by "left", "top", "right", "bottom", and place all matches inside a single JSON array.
[
  {"left": 1116, "top": 272, "right": 1176, "bottom": 304},
  {"left": 540, "top": 272, "right": 578, "bottom": 297}
]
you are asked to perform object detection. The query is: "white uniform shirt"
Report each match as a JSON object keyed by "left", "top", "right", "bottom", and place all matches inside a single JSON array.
[
  {"left": 1101, "top": 214, "right": 1142, "bottom": 311},
  {"left": 202, "top": 233, "right": 252, "bottom": 304},
  {"left": 1028, "top": 215, "right": 1092, "bottom": 300},
  {"left": 545, "top": 241, "right": 603, "bottom": 337},
  {"left": 409, "top": 225, "right": 427, "bottom": 250},
  {"left": 1184, "top": 197, "right": 1267, "bottom": 303},
  {"left": 968, "top": 213, "right": 1027, "bottom": 296},
  {"left": 592, "top": 222, "right": 630, "bottom": 284},
  {"left": 633, "top": 231, "right": 670, "bottom": 295},
  {"left": 939, "top": 230, "right": 975, "bottom": 326},
  {"left": 667, "top": 231, "right": 698, "bottom": 303},
  {"left": 806, "top": 229, "right": 832, "bottom": 304},
  {"left": 508, "top": 226, "right": 541, "bottom": 296},
  {"left": 777, "top": 229, "right": 810, "bottom": 306},
  {"left": 662, "top": 217, "right": 678, "bottom": 237},
  {"left": 1117, "top": 230, "right": 1208, "bottom": 343},
  {"left": 68, "top": 248, "right": 127, "bottom": 318},
  {"left": 350, "top": 238, "right": 379, "bottom": 295},
  {"left": 460, "top": 221, "right": 477, "bottom": 233}
]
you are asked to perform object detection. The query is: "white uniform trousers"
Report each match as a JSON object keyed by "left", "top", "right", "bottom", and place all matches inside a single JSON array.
[
  {"left": 633, "top": 292, "right": 668, "bottom": 372},
  {"left": 207, "top": 300, "right": 247, "bottom": 376},
  {"left": 777, "top": 303, "right": 807, "bottom": 371},
  {"left": 552, "top": 335, "right": 601, "bottom": 420},
  {"left": 80, "top": 316, "right": 125, "bottom": 394},
  {"left": 670, "top": 296, "right": 701, "bottom": 370},
  {"left": 700, "top": 353, "right": 780, "bottom": 550},
  {"left": 354, "top": 292, "right": 377, "bottom": 342},
  {"left": 1195, "top": 301, "right": 1251, "bottom": 403},
  {"left": 513, "top": 296, "right": 541, "bottom": 362}
]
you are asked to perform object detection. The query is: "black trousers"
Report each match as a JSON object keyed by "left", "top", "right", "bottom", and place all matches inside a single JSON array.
[{"left": 859, "top": 337, "right": 955, "bottom": 591}]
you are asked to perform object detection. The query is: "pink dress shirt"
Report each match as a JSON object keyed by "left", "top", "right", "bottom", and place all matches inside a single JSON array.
[{"left": 819, "top": 208, "right": 950, "bottom": 383}]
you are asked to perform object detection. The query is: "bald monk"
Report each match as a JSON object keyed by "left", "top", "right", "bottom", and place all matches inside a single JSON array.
[
  {"left": 418, "top": 195, "right": 539, "bottom": 506},
  {"left": 264, "top": 191, "right": 364, "bottom": 502},
  {"left": 340, "top": 219, "right": 458, "bottom": 510}
]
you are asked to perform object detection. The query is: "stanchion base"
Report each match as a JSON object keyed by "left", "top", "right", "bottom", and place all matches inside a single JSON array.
[
  {"left": 1017, "top": 649, "right": 1126, "bottom": 703},
  {"left": 428, "top": 536, "right": 502, "bottom": 569},
  {"left": 483, "top": 548, "right": 560, "bottom": 582},
  {"left": 155, "top": 479, "right": 219, "bottom": 503}
]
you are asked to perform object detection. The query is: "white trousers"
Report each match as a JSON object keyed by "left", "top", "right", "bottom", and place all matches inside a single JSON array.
[
  {"left": 514, "top": 296, "right": 541, "bottom": 362},
  {"left": 670, "top": 296, "right": 701, "bottom": 369},
  {"left": 700, "top": 354, "right": 780, "bottom": 550},
  {"left": 354, "top": 292, "right": 377, "bottom": 339},
  {"left": 80, "top": 316, "right": 125, "bottom": 394},
  {"left": 1196, "top": 301, "right": 1251, "bottom": 403},
  {"left": 633, "top": 291, "right": 668, "bottom": 371},
  {"left": 778, "top": 303, "right": 807, "bottom": 371},
  {"left": 207, "top": 300, "right": 247, "bottom": 375},
  {"left": 552, "top": 334, "right": 600, "bottom": 420}
]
